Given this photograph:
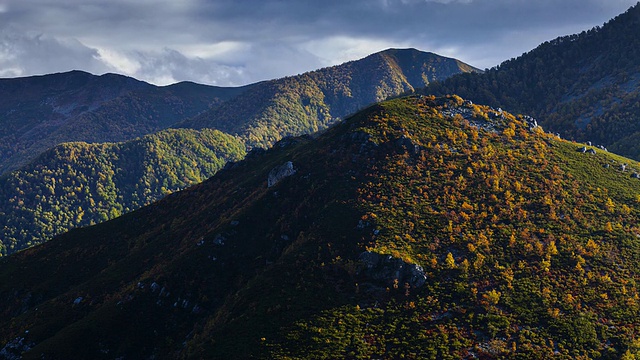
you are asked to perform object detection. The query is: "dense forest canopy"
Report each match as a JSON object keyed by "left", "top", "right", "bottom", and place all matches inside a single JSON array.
[{"left": 0, "top": 129, "right": 245, "bottom": 255}]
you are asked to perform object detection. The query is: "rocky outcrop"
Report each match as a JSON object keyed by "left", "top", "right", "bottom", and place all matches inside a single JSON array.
[
  {"left": 395, "top": 135, "right": 420, "bottom": 155},
  {"left": 267, "top": 161, "right": 296, "bottom": 187},
  {"left": 358, "top": 251, "right": 427, "bottom": 288},
  {"left": 0, "top": 337, "right": 34, "bottom": 360}
]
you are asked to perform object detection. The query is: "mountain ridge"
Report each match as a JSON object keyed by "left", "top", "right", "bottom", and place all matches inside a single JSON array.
[
  {"left": 422, "top": 2, "right": 640, "bottom": 160},
  {"left": 0, "top": 70, "right": 253, "bottom": 174}
]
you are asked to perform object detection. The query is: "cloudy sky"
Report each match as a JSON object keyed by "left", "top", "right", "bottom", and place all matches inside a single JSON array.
[{"left": 0, "top": 0, "right": 637, "bottom": 86}]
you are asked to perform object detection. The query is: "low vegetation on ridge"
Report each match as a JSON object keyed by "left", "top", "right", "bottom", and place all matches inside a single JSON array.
[{"left": 264, "top": 95, "right": 640, "bottom": 359}]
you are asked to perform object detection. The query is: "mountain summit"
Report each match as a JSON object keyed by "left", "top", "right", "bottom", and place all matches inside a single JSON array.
[
  {"left": 2, "top": 95, "right": 639, "bottom": 358},
  {"left": 177, "top": 48, "right": 480, "bottom": 149}
]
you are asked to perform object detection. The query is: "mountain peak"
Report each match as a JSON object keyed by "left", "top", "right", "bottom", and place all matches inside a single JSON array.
[
  {"left": 375, "top": 48, "right": 479, "bottom": 68},
  {"left": 177, "top": 49, "right": 479, "bottom": 148},
  {"left": 0, "top": 48, "right": 475, "bottom": 257},
  {"left": 377, "top": 47, "right": 432, "bottom": 55}
]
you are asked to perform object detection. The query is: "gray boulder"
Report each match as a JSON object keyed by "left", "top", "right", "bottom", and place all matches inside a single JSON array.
[
  {"left": 348, "top": 131, "right": 372, "bottom": 143},
  {"left": 0, "top": 337, "right": 34, "bottom": 360},
  {"left": 395, "top": 136, "right": 419, "bottom": 155},
  {"left": 358, "top": 251, "right": 427, "bottom": 288},
  {"left": 268, "top": 161, "right": 296, "bottom": 187}
]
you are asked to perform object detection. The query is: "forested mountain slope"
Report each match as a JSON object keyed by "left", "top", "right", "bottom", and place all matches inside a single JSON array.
[
  {"left": 424, "top": 3, "right": 640, "bottom": 160},
  {"left": 0, "top": 129, "right": 245, "bottom": 255},
  {"left": 178, "top": 48, "right": 480, "bottom": 148},
  {"left": 2, "top": 95, "right": 640, "bottom": 359},
  {"left": 0, "top": 71, "right": 251, "bottom": 174}
]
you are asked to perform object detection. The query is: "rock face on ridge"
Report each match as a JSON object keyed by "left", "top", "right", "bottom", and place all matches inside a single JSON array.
[
  {"left": 267, "top": 161, "right": 296, "bottom": 187},
  {"left": 358, "top": 251, "right": 427, "bottom": 288}
]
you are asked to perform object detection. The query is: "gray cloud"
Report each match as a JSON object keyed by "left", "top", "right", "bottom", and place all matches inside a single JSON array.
[
  {"left": 0, "top": 30, "right": 111, "bottom": 77},
  {"left": 0, "top": 0, "right": 637, "bottom": 85}
]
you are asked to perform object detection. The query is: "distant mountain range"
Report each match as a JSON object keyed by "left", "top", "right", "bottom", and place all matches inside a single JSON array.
[
  {"left": 423, "top": 3, "right": 640, "bottom": 160},
  {"left": 2, "top": 95, "right": 639, "bottom": 358},
  {"left": 0, "top": 49, "right": 478, "bottom": 255},
  {"left": 0, "top": 70, "right": 252, "bottom": 174}
]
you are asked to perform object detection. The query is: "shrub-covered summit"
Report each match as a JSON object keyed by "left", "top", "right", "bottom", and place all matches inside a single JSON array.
[{"left": 1, "top": 95, "right": 640, "bottom": 359}]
